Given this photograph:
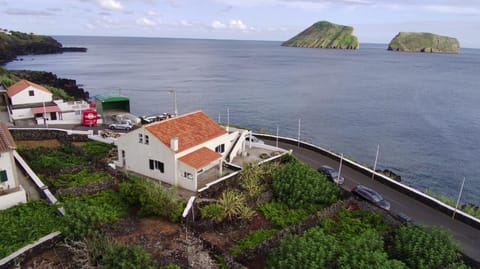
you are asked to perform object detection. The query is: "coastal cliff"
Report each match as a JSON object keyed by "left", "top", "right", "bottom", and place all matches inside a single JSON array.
[
  {"left": 388, "top": 32, "right": 460, "bottom": 53},
  {"left": 282, "top": 21, "right": 359, "bottom": 50},
  {"left": 0, "top": 29, "right": 86, "bottom": 64}
]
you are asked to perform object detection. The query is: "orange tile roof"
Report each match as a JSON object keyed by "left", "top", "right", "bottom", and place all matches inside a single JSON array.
[
  {"left": 145, "top": 111, "right": 227, "bottom": 152},
  {"left": 0, "top": 121, "right": 16, "bottom": 152},
  {"left": 7, "top": 79, "right": 51, "bottom": 98},
  {"left": 178, "top": 147, "right": 222, "bottom": 169}
]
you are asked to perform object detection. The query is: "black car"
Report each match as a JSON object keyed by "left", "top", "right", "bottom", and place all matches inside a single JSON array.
[
  {"left": 317, "top": 165, "right": 344, "bottom": 184},
  {"left": 351, "top": 185, "right": 391, "bottom": 210}
]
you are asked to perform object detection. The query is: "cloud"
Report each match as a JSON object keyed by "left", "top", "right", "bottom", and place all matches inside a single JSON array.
[
  {"left": 180, "top": 20, "right": 193, "bottom": 27},
  {"left": 229, "top": 20, "right": 247, "bottom": 30},
  {"left": 147, "top": 10, "right": 160, "bottom": 16},
  {"left": 79, "top": 0, "right": 123, "bottom": 11},
  {"left": 425, "top": 5, "right": 480, "bottom": 15},
  {"left": 3, "top": 8, "right": 55, "bottom": 16},
  {"left": 136, "top": 17, "right": 158, "bottom": 26},
  {"left": 211, "top": 19, "right": 255, "bottom": 32},
  {"left": 212, "top": 20, "right": 227, "bottom": 29},
  {"left": 98, "top": 0, "right": 123, "bottom": 10}
]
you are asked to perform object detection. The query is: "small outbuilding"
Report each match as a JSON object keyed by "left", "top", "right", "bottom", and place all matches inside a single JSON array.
[{"left": 95, "top": 94, "right": 130, "bottom": 116}]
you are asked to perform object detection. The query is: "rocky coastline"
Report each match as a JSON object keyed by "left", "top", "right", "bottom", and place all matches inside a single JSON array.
[
  {"left": 0, "top": 30, "right": 87, "bottom": 65},
  {"left": 388, "top": 32, "right": 460, "bottom": 54},
  {"left": 4, "top": 69, "right": 90, "bottom": 101}
]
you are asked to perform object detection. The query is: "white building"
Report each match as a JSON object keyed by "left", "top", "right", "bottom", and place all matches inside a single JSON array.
[
  {"left": 6, "top": 79, "right": 93, "bottom": 124},
  {"left": 0, "top": 121, "right": 27, "bottom": 210},
  {"left": 115, "top": 111, "right": 246, "bottom": 191}
]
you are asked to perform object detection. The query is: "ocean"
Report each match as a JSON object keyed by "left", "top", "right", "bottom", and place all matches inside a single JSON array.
[{"left": 4, "top": 36, "right": 480, "bottom": 205}]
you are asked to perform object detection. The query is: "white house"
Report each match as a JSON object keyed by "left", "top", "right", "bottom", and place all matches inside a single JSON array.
[
  {"left": 116, "top": 111, "right": 244, "bottom": 191},
  {"left": 7, "top": 79, "right": 94, "bottom": 124},
  {"left": 0, "top": 121, "right": 27, "bottom": 210}
]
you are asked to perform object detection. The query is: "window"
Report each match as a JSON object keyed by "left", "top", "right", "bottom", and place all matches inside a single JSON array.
[
  {"left": 139, "top": 134, "right": 143, "bottom": 143},
  {"left": 145, "top": 135, "right": 149, "bottom": 145},
  {"left": 184, "top": 172, "right": 193, "bottom": 180},
  {"left": 0, "top": 170, "right": 7, "bottom": 182},
  {"left": 215, "top": 144, "right": 225, "bottom": 153},
  {"left": 28, "top": 90, "right": 34, "bottom": 96},
  {"left": 149, "top": 159, "right": 164, "bottom": 173}
]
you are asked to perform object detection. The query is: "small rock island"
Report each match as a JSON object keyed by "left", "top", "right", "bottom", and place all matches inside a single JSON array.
[
  {"left": 282, "top": 21, "right": 359, "bottom": 50},
  {"left": 388, "top": 32, "right": 460, "bottom": 54}
]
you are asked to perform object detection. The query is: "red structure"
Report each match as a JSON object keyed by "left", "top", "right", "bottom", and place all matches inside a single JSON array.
[{"left": 81, "top": 109, "right": 98, "bottom": 126}]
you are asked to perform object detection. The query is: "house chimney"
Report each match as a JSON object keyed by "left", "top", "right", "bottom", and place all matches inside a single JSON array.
[{"left": 170, "top": 137, "right": 179, "bottom": 151}]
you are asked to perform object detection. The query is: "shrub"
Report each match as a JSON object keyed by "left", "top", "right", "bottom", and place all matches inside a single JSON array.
[
  {"left": 257, "top": 201, "right": 311, "bottom": 228},
  {"left": 272, "top": 159, "right": 340, "bottom": 208},
  {"left": 389, "top": 225, "right": 465, "bottom": 269},
  {"left": 239, "top": 162, "right": 264, "bottom": 198},
  {"left": 80, "top": 141, "right": 114, "bottom": 160},
  {"left": 231, "top": 229, "right": 278, "bottom": 256},
  {"left": 0, "top": 74, "right": 15, "bottom": 88},
  {"left": 18, "top": 146, "right": 87, "bottom": 173},
  {"left": 101, "top": 242, "right": 155, "bottom": 269},
  {"left": 61, "top": 190, "right": 129, "bottom": 239},
  {"left": 200, "top": 203, "right": 225, "bottom": 222},
  {"left": 120, "top": 176, "right": 185, "bottom": 223},
  {"left": 0, "top": 200, "right": 64, "bottom": 258}
]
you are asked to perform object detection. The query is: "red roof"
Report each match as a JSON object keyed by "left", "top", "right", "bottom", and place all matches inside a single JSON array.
[
  {"left": 145, "top": 111, "right": 227, "bottom": 152},
  {"left": 31, "top": 105, "right": 60, "bottom": 114},
  {"left": 178, "top": 147, "right": 222, "bottom": 169},
  {"left": 0, "top": 121, "right": 16, "bottom": 152},
  {"left": 7, "top": 80, "right": 51, "bottom": 97}
]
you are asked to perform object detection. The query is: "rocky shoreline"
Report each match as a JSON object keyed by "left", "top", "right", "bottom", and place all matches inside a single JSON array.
[{"left": 5, "top": 69, "right": 90, "bottom": 101}]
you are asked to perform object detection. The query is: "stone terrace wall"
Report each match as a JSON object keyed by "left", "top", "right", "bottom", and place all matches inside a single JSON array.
[{"left": 10, "top": 129, "right": 89, "bottom": 143}]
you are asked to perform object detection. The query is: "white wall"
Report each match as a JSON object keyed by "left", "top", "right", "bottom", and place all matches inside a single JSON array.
[
  {"left": 11, "top": 108, "right": 34, "bottom": 120},
  {"left": 10, "top": 85, "right": 52, "bottom": 106},
  {"left": 117, "top": 128, "right": 176, "bottom": 186},
  {"left": 0, "top": 187, "right": 27, "bottom": 210},
  {"left": 0, "top": 151, "right": 19, "bottom": 189},
  {"left": 177, "top": 161, "right": 197, "bottom": 191}
]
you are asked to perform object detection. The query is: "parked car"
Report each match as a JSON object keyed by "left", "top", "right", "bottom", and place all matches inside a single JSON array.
[
  {"left": 245, "top": 135, "right": 264, "bottom": 144},
  {"left": 395, "top": 212, "right": 413, "bottom": 224},
  {"left": 351, "top": 185, "right": 391, "bottom": 211},
  {"left": 108, "top": 121, "right": 133, "bottom": 130},
  {"left": 140, "top": 113, "right": 171, "bottom": 124},
  {"left": 317, "top": 165, "right": 345, "bottom": 184}
]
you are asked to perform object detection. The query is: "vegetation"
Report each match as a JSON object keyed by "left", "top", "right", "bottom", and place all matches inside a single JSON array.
[
  {"left": 230, "top": 229, "right": 278, "bottom": 256},
  {"left": 61, "top": 190, "right": 129, "bottom": 239},
  {"left": 0, "top": 200, "right": 64, "bottom": 258},
  {"left": 200, "top": 189, "right": 256, "bottom": 222},
  {"left": 258, "top": 201, "right": 312, "bottom": 228},
  {"left": 389, "top": 225, "right": 467, "bottom": 269},
  {"left": 282, "top": 21, "right": 359, "bottom": 49},
  {"left": 18, "top": 145, "right": 87, "bottom": 173},
  {"left": 266, "top": 209, "right": 405, "bottom": 269},
  {"left": 388, "top": 32, "right": 459, "bottom": 53},
  {"left": 101, "top": 242, "right": 156, "bottom": 269},
  {"left": 120, "top": 176, "right": 185, "bottom": 223},
  {"left": 80, "top": 141, "right": 114, "bottom": 159},
  {"left": 43, "top": 85, "right": 74, "bottom": 101},
  {"left": 0, "top": 74, "right": 15, "bottom": 88},
  {"left": 425, "top": 189, "right": 480, "bottom": 219},
  {"left": 272, "top": 158, "right": 340, "bottom": 208},
  {"left": 45, "top": 168, "right": 111, "bottom": 188},
  {"left": 0, "top": 30, "right": 62, "bottom": 64}
]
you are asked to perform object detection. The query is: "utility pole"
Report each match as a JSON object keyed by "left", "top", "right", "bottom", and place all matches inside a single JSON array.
[
  {"left": 297, "top": 118, "right": 301, "bottom": 148},
  {"left": 372, "top": 144, "right": 380, "bottom": 180},
  {"left": 338, "top": 153, "right": 344, "bottom": 185},
  {"left": 276, "top": 125, "right": 279, "bottom": 148},
  {"left": 452, "top": 177, "right": 466, "bottom": 219},
  {"left": 169, "top": 90, "right": 178, "bottom": 117}
]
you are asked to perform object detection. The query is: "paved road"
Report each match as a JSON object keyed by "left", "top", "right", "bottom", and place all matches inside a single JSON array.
[{"left": 267, "top": 139, "right": 480, "bottom": 263}]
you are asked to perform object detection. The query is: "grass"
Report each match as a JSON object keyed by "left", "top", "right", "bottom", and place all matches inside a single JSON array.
[{"left": 425, "top": 190, "right": 480, "bottom": 219}]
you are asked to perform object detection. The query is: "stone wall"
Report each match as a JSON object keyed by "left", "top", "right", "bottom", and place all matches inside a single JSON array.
[{"left": 10, "top": 129, "right": 89, "bottom": 143}]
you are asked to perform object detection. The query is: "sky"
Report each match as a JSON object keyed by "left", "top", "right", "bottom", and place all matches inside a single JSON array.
[{"left": 1, "top": 0, "right": 480, "bottom": 48}]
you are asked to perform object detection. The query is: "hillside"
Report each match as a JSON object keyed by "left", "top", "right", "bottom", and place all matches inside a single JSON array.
[
  {"left": 282, "top": 21, "right": 359, "bottom": 50},
  {"left": 0, "top": 29, "right": 86, "bottom": 64},
  {"left": 388, "top": 32, "right": 460, "bottom": 53}
]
